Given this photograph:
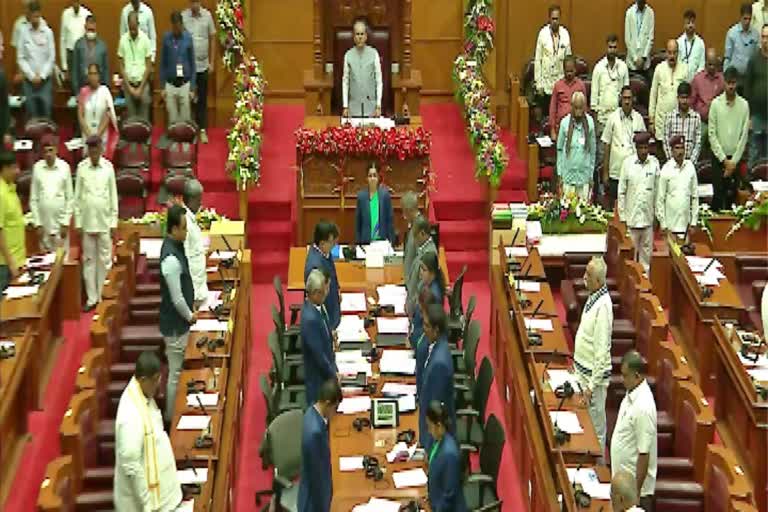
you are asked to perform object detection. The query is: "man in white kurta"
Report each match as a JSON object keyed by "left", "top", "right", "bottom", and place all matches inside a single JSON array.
[
  {"left": 618, "top": 132, "right": 659, "bottom": 274},
  {"left": 29, "top": 135, "right": 72, "bottom": 254},
  {"left": 591, "top": 35, "right": 630, "bottom": 132},
  {"left": 342, "top": 20, "right": 382, "bottom": 118},
  {"left": 115, "top": 351, "right": 182, "bottom": 512},
  {"left": 573, "top": 257, "right": 613, "bottom": 455},
  {"left": 534, "top": 6, "right": 571, "bottom": 107},
  {"left": 656, "top": 135, "right": 699, "bottom": 240},
  {"left": 625, "top": 0, "right": 655, "bottom": 72},
  {"left": 677, "top": 10, "right": 706, "bottom": 82},
  {"left": 74, "top": 135, "right": 118, "bottom": 311},
  {"left": 183, "top": 179, "right": 209, "bottom": 307},
  {"left": 649, "top": 40, "right": 688, "bottom": 143}
]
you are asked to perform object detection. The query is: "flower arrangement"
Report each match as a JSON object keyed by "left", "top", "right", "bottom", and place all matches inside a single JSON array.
[
  {"left": 527, "top": 194, "right": 612, "bottom": 234},
  {"left": 453, "top": 54, "right": 508, "bottom": 187},
  {"left": 216, "top": 0, "right": 246, "bottom": 70},
  {"left": 226, "top": 57, "right": 265, "bottom": 189},
  {"left": 697, "top": 203, "right": 714, "bottom": 240},
  {"left": 463, "top": 0, "right": 496, "bottom": 65},
  {"left": 725, "top": 193, "right": 768, "bottom": 239},
  {"left": 128, "top": 208, "right": 228, "bottom": 231},
  {"left": 295, "top": 125, "right": 432, "bottom": 160}
]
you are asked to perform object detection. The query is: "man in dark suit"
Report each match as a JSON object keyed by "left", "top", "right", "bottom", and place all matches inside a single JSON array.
[
  {"left": 355, "top": 163, "right": 395, "bottom": 245},
  {"left": 300, "top": 269, "right": 337, "bottom": 406},
  {"left": 406, "top": 215, "right": 436, "bottom": 313},
  {"left": 298, "top": 378, "right": 343, "bottom": 512},
  {"left": 304, "top": 220, "right": 341, "bottom": 331},
  {"left": 419, "top": 304, "right": 455, "bottom": 451}
]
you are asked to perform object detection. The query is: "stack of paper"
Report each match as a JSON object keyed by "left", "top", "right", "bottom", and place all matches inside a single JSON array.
[
  {"left": 379, "top": 350, "right": 417, "bottom": 375},
  {"left": 536, "top": 135, "right": 554, "bottom": 147},
  {"left": 386, "top": 441, "right": 417, "bottom": 463},
  {"left": 177, "top": 415, "right": 212, "bottom": 430},
  {"left": 3, "top": 285, "right": 39, "bottom": 300},
  {"left": 526, "top": 221, "right": 543, "bottom": 242},
  {"left": 186, "top": 393, "right": 219, "bottom": 408},
  {"left": 337, "top": 396, "right": 372, "bottom": 414},
  {"left": 337, "top": 315, "right": 370, "bottom": 343},
  {"left": 566, "top": 467, "right": 611, "bottom": 500},
  {"left": 517, "top": 280, "right": 541, "bottom": 292},
  {"left": 209, "top": 250, "right": 237, "bottom": 261},
  {"left": 547, "top": 369, "right": 581, "bottom": 391},
  {"left": 356, "top": 241, "right": 395, "bottom": 259},
  {"left": 549, "top": 411, "right": 584, "bottom": 434},
  {"left": 176, "top": 467, "right": 208, "bottom": 484},
  {"left": 341, "top": 292, "right": 368, "bottom": 312},
  {"left": 26, "top": 252, "right": 56, "bottom": 268},
  {"left": 337, "top": 360, "right": 373, "bottom": 377},
  {"left": 505, "top": 246, "right": 529, "bottom": 258},
  {"left": 339, "top": 456, "right": 365, "bottom": 471},
  {"left": 392, "top": 468, "right": 428, "bottom": 489},
  {"left": 686, "top": 256, "right": 722, "bottom": 273},
  {"left": 377, "top": 285, "right": 407, "bottom": 315},
  {"left": 397, "top": 394, "right": 417, "bottom": 413},
  {"left": 377, "top": 317, "right": 410, "bottom": 334},
  {"left": 352, "top": 498, "right": 403, "bottom": 512},
  {"left": 191, "top": 319, "right": 228, "bottom": 332},
  {"left": 381, "top": 383, "right": 417, "bottom": 396},
  {"left": 525, "top": 318, "right": 554, "bottom": 332}
]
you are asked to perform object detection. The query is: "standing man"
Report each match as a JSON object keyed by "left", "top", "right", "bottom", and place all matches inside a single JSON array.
[
  {"left": 300, "top": 269, "right": 337, "bottom": 406},
  {"left": 591, "top": 34, "right": 630, "bottom": 141},
  {"left": 625, "top": 0, "right": 655, "bottom": 75},
  {"left": 663, "top": 82, "right": 702, "bottom": 164},
  {"left": 182, "top": 179, "right": 208, "bottom": 308},
  {"left": 618, "top": 132, "right": 659, "bottom": 274},
  {"left": 744, "top": 24, "right": 768, "bottom": 169},
  {"left": 159, "top": 204, "right": 198, "bottom": 421},
  {"left": 401, "top": 190, "right": 421, "bottom": 280},
  {"left": 649, "top": 40, "right": 688, "bottom": 149},
  {"left": 114, "top": 351, "right": 182, "bottom": 512},
  {"left": 71, "top": 15, "right": 109, "bottom": 97},
  {"left": 610, "top": 350, "right": 658, "bottom": 512},
  {"left": 0, "top": 151, "right": 24, "bottom": 293},
  {"left": 690, "top": 49, "right": 725, "bottom": 148},
  {"left": 406, "top": 215, "right": 436, "bottom": 313},
  {"left": 182, "top": 0, "right": 216, "bottom": 143},
  {"left": 30, "top": 135, "right": 73, "bottom": 254},
  {"left": 656, "top": 135, "right": 699, "bottom": 239},
  {"left": 119, "top": 0, "right": 157, "bottom": 61},
  {"left": 74, "top": 135, "right": 118, "bottom": 311},
  {"left": 601, "top": 86, "right": 647, "bottom": 208},
  {"left": 419, "top": 304, "right": 455, "bottom": 452},
  {"left": 160, "top": 12, "right": 196, "bottom": 126},
  {"left": 611, "top": 470, "right": 644, "bottom": 512},
  {"left": 573, "top": 256, "right": 613, "bottom": 454},
  {"left": 59, "top": 0, "right": 91, "bottom": 82},
  {"left": 677, "top": 10, "right": 706, "bottom": 82},
  {"left": 16, "top": 1, "right": 55, "bottom": 119},
  {"left": 118, "top": 12, "right": 153, "bottom": 123},
  {"left": 304, "top": 221, "right": 341, "bottom": 331},
  {"left": 534, "top": 5, "right": 572, "bottom": 119},
  {"left": 342, "top": 18, "right": 383, "bottom": 118},
  {"left": 549, "top": 56, "right": 587, "bottom": 141},
  {"left": 753, "top": 0, "right": 767, "bottom": 31},
  {"left": 11, "top": 0, "right": 48, "bottom": 50},
  {"left": 709, "top": 67, "right": 750, "bottom": 211},
  {"left": 297, "top": 378, "right": 342, "bottom": 512},
  {"left": 724, "top": 4, "right": 759, "bottom": 87},
  {"left": 556, "top": 91, "right": 596, "bottom": 202}
]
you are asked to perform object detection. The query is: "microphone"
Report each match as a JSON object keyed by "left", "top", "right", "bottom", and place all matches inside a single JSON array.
[
  {"left": 195, "top": 394, "right": 207, "bottom": 415},
  {"left": 361, "top": 101, "right": 365, "bottom": 119},
  {"left": 702, "top": 257, "right": 717, "bottom": 274},
  {"left": 510, "top": 227, "right": 520, "bottom": 248},
  {"left": 218, "top": 266, "right": 233, "bottom": 294},
  {"left": 185, "top": 455, "right": 198, "bottom": 476},
  {"left": 529, "top": 299, "right": 544, "bottom": 318}
]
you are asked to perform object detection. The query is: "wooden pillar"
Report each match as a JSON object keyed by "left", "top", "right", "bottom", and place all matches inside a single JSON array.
[
  {"left": 527, "top": 143, "right": 540, "bottom": 202},
  {"left": 239, "top": 187, "right": 249, "bottom": 248},
  {"left": 509, "top": 75, "right": 520, "bottom": 136},
  {"left": 516, "top": 97, "right": 529, "bottom": 160}
]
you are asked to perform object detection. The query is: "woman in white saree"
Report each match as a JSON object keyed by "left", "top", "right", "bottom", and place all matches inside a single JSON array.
[{"left": 78, "top": 62, "right": 118, "bottom": 159}]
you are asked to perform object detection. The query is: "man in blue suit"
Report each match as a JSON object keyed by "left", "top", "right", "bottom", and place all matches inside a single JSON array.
[
  {"left": 300, "top": 269, "right": 338, "bottom": 406},
  {"left": 304, "top": 220, "right": 341, "bottom": 330},
  {"left": 298, "top": 378, "right": 343, "bottom": 512},
  {"left": 355, "top": 163, "right": 396, "bottom": 245},
  {"left": 419, "top": 304, "right": 456, "bottom": 451}
]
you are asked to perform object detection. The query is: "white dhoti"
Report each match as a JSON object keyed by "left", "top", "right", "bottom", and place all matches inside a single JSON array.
[
  {"left": 82, "top": 231, "right": 112, "bottom": 307},
  {"left": 629, "top": 226, "right": 653, "bottom": 274}
]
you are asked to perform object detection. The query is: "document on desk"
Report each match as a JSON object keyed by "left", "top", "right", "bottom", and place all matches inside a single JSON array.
[
  {"left": 352, "top": 498, "right": 403, "bottom": 512},
  {"left": 549, "top": 411, "right": 584, "bottom": 434},
  {"left": 747, "top": 368, "right": 768, "bottom": 382},
  {"left": 517, "top": 280, "right": 541, "bottom": 292},
  {"left": 339, "top": 456, "right": 365, "bottom": 471},
  {"left": 566, "top": 467, "right": 611, "bottom": 499},
  {"left": 505, "top": 246, "right": 529, "bottom": 258},
  {"left": 341, "top": 292, "right": 368, "bottom": 312},
  {"left": 186, "top": 393, "right": 219, "bottom": 408},
  {"left": 392, "top": 468, "right": 428, "bottom": 489},
  {"left": 174, "top": 499, "right": 195, "bottom": 512},
  {"left": 337, "top": 360, "right": 373, "bottom": 377},
  {"left": 2, "top": 285, "right": 40, "bottom": 300},
  {"left": 379, "top": 350, "right": 417, "bottom": 375},
  {"left": 209, "top": 250, "right": 237, "bottom": 261},
  {"left": 377, "top": 317, "right": 410, "bottom": 334},
  {"left": 16, "top": 271, "right": 50, "bottom": 285},
  {"left": 201, "top": 291, "right": 223, "bottom": 311},
  {"left": 176, "top": 467, "right": 208, "bottom": 484},
  {"left": 547, "top": 369, "right": 581, "bottom": 391},
  {"left": 26, "top": 252, "right": 57, "bottom": 268},
  {"left": 337, "top": 395, "right": 372, "bottom": 414},
  {"left": 524, "top": 318, "right": 554, "bottom": 332},
  {"left": 386, "top": 441, "right": 417, "bottom": 463},
  {"left": 397, "top": 394, "right": 417, "bottom": 413},
  {"left": 381, "top": 382, "right": 417, "bottom": 396},
  {"left": 686, "top": 256, "right": 722, "bottom": 272},
  {"left": 177, "top": 415, "right": 212, "bottom": 431},
  {"left": 190, "top": 319, "right": 229, "bottom": 332},
  {"left": 139, "top": 238, "right": 163, "bottom": 259},
  {"left": 377, "top": 285, "right": 407, "bottom": 314}
]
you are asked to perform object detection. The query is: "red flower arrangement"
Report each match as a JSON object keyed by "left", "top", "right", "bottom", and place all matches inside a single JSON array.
[
  {"left": 295, "top": 125, "right": 432, "bottom": 161},
  {"left": 477, "top": 15, "right": 495, "bottom": 33}
]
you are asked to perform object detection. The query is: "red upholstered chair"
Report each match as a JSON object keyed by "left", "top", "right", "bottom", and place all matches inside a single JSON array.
[
  {"left": 164, "top": 167, "right": 195, "bottom": 197},
  {"left": 331, "top": 27, "right": 392, "bottom": 116},
  {"left": 116, "top": 168, "right": 148, "bottom": 219},
  {"left": 37, "top": 456, "right": 76, "bottom": 512},
  {"left": 704, "top": 445, "right": 754, "bottom": 512},
  {"left": 163, "top": 121, "right": 199, "bottom": 171},
  {"left": 116, "top": 118, "right": 152, "bottom": 169},
  {"left": 751, "top": 160, "right": 768, "bottom": 180}
]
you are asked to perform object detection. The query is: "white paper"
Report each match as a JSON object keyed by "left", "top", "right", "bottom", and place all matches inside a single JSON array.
[
  {"left": 9, "top": 96, "right": 25, "bottom": 108},
  {"left": 3, "top": 285, "right": 39, "bottom": 299},
  {"left": 377, "top": 317, "right": 410, "bottom": 334},
  {"left": 337, "top": 315, "right": 369, "bottom": 342},
  {"left": 526, "top": 221, "right": 543, "bottom": 241},
  {"left": 397, "top": 394, "right": 417, "bottom": 412},
  {"left": 535, "top": 234, "right": 606, "bottom": 257},
  {"left": 365, "top": 252, "right": 385, "bottom": 268},
  {"left": 190, "top": 319, "right": 228, "bottom": 332},
  {"left": 174, "top": 499, "right": 195, "bottom": 512},
  {"left": 341, "top": 292, "right": 368, "bottom": 312},
  {"left": 697, "top": 184, "right": 714, "bottom": 198},
  {"left": 139, "top": 239, "right": 163, "bottom": 259},
  {"left": 686, "top": 256, "right": 723, "bottom": 272},
  {"left": 201, "top": 291, "right": 223, "bottom": 311},
  {"left": 206, "top": 266, "right": 219, "bottom": 273},
  {"left": 536, "top": 135, "right": 554, "bottom": 147},
  {"left": 0, "top": 340, "right": 15, "bottom": 350},
  {"left": 737, "top": 351, "right": 768, "bottom": 368},
  {"left": 336, "top": 350, "right": 366, "bottom": 363},
  {"left": 352, "top": 498, "right": 403, "bottom": 512},
  {"left": 566, "top": 467, "right": 611, "bottom": 499},
  {"left": 65, "top": 137, "right": 84, "bottom": 150},
  {"left": 747, "top": 368, "right": 768, "bottom": 382},
  {"left": 209, "top": 250, "right": 237, "bottom": 261},
  {"left": 26, "top": 252, "right": 56, "bottom": 268},
  {"left": 186, "top": 393, "right": 219, "bottom": 408},
  {"left": 549, "top": 411, "right": 584, "bottom": 434},
  {"left": 176, "top": 467, "right": 208, "bottom": 484},
  {"left": 377, "top": 285, "right": 407, "bottom": 315},
  {"left": 525, "top": 318, "right": 554, "bottom": 332},
  {"left": 380, "top": 350, "right": 417, "bottom": 375},
  {"left": 392, "top": 468, "right": 428, "bottom": 489},
  {"left": 695, "top": 274, "right": 720, "bottom": 287},
  {"left": 343, "top": 117, "right": 396, "bottom": 130},
  {"left": 339, "top": 456, "right": 365, "bottom": 471},
  {"left": 176, "top": 415, "right": 212, "bottom": 431},
  {"left": 337, "top": 361, "right": 373, "bottom": 377},
  {"left": 14, "top": 139, "right": 32, "bottom": 151},
  {"left": 386, "top": 441, "right": 416, "bottom": 463},
  {"left": 16, "top": 270, "right": 50, "bottom": 284},
  {"left": 381, "top": 383, "right": 417, "bottom": 396},
  {"left": 517, "top": 280, "right": 541, "bottom": 292},
  {"left": 337, "top": 396, "right": 372, "bottom": 414},
  {"left": 547, "top": 369, "right": 581, "bottom": 391},
  {"left": 752, "top": 180, "right": 768, "bottom": 193},
  {"left": 506, "top": 246, "right": 529, "bottom": 258}
]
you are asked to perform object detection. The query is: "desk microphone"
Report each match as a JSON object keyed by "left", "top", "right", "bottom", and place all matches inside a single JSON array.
[
  {"left": 510, "top": 227, "right": 520, "bottom": 248},
  {"left": 196, "top": 395, "right": 207, "bottom": 415},
  {"left": 553, "top": 395, "right": 570, "bottom": 446},
  {"left": 218, "top": 266, "right": 233, "bottom": 294},
  {"left": 702, "top": 258, "right": 717, "bottom": 274},
  {"left": 529, "top": 299, "right": 544, "bottom": 318},
  {"left": 185, "top": 455, "right": 198, "bottom": 476}
]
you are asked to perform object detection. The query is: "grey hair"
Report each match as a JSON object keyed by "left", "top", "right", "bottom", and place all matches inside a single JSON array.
[
  {"left": 306, "top": 269, "right": 326, "bottom": 294},
  {"left": 590, "top": 256, "right": 607, "bottom": 285},
  {"left": 401, "top": 191, "right": 419, "bottom": 210},
  {"left": 183, "top": 179, "right": 204, "bottom": 201},
  {"left": 611, "top": 470, "right": 638, "bottom": 505}
]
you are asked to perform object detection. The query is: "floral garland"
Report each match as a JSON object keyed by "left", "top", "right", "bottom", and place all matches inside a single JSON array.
[
  {"left": 295, "top": 125, "right": 432, "bottom": 161},
  {"left": 216, "top": 0, "right": 245, "bottom": 70},
  {"left": 527, "top": 194, "right": 611, "bottom": 233},
  {"left": 454, "top": 55, "right": 508, "bottom": 187},
  {"left": 463, "top": 0, "right": 496, "bottom": 65},
  {"left": 725, "top": 193, "right": 768, "bottom": 239},
  {"left": 226, "top": 57, "right": 265, "bottom": 189}
]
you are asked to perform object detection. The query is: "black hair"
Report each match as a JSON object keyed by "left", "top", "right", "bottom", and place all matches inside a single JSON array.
[
  {"left": 563, "top": 55, "right": 576, "bottom": 67},
  {"left": 28, "top": 1, "right": 41, "bottom": 13},
  {"left": 425, "top": 304, "right": 447, "bottom": 337},
  {"left": 420, "top": 252, "right": 445, "bottom": 299},
  {"left": 135, "top": 351, "right": 162, "bottom": 378},
  {"left": 724, "top": 66, "right": 740, "bottom": 82},
  {"left": 683, "top": 9, "right": 696, "bottom": 21},
  {"left": 741, "top": 3, "right": 752, "bottom": 16},
  {"left": 426, "top": 400, "right": 452, "bottom": 430},
  {"left": 677, "top": 82, "right": 692, "bottom": 96},
  {"left": 318, "top": 378, "right": 343, "bottom": 405},
  {"left": 88, "top": 62, "right": 100, "bottom": 73},
  {"left": 620, "top": 85, "right": 633, "bottom": 96},
  {"left": 548, "top": 4, "right": 560, "bottom": 16},
  {"left": 413, "top": 215, "right": 431, "bottom": 237},
  {"left": 86, "top": 14, "right": 96, "bottom": 23},
  {"left": 606, "top": 33, "right": 618, "bottom": 44},
  {"left": 167, "top": 204, "right": 186, "bottom": 234},
  {"left": 313, "top": 220, "right": 339, "bottom": 245},
  {"left": 171, "top": 11, "right": 183, "bottom": 24}
]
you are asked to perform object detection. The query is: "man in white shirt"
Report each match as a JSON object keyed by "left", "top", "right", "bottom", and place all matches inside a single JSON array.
[
  {"left": 649, "top": 39, "right": 688, "bottom": 147},
  {"left": 591, "top": 34, "right": 630, "bottom": 133},
  {"left": 601, "top": 85, "right": 647, "bottom": 207},
  {"left": 74, "top": 135, "right": 118, "bottom": 311},
  {"left": 119, "top": 0, "right": 157, "bottom": 61},
  {"left": 11, "top": 0, "right": 48, "bottom": 50},
  {"left": 114, "top": 351, "right": 182, "bottom": 512},
  {"left": 534, "top": 5, "right": 571, "bottom": 116},
  {"left": 618, "top": 132, "right": 658, "bottom": 274},
  {"left": 59, "top": 0, "right": 91, "bottom": 78},
  {"left": 611, "top": 350, "right": 658, "bottom": 512},
  {"left": 677, "top": 9, "right": 706, "bottom": 82},
  {"left": 656, "top": 135, "right": 699, "bottom": 241},
  {"left": 753, "top": 0, "right": 767, "bottom": 32},
  {"left": 611, "top": 470, "right": 645, "bottom": 511},
  {"left": 16, "top": 1, "right": 55, "bottom": 119},
  {"left": 342, "top": 18, "right": 383, "bottom": 118},
  {"left": 29, "top": 135, "right": 72, "bottom": 254},
  {"left": 573, "top": 256, "right": 613, "bottom": 454},
  {"left": 625, "top": 0, "right": 655, "bottom": 73},
  {"left": 182, "top": 0, "right": 216, "bottom": 143},
  {"left": 182, "top": 179, "right": 209, "bottom": 308}
]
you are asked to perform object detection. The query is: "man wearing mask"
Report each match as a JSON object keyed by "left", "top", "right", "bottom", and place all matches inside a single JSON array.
[
  {"left": 690, "top": 49, "right": 725, "bottom": 147},
  {"left": 591, "top": 34, "right": 630, "bottom": 138},
  {"left": 29, "top": 135, "right": 73, "bottom": 254},
  {"left": 0, "top": 151, "right": 24, "bottom": 293},
  {"left": 16, "top": 1, "right": 55, "bottom": 119},
  {"left": 677, "top": 10, "right": 706, "bottom": 82},
  {"left": 534, "top": 5, "right": 572, "bottom": 118},
  {"left": 663, "top": 82, "right": 702, "bottom": 164},
  {"left": 656, "top": 135, "right": 699, "bottom": 240},
  {"left": 625, "top": 0, "right": 655, "bottom": 74},
  {"left": 71, "top": 15, "right": 109, "bottom": 97},
  {"left": 182, "top": 179, "right": 208, "bottom": 308},
  {"left": 744, "top": 24, "right": 768, "bottom": 169},
  {"left": 342, "top": 18, "right": 383, "bottom": 118},
  {"left": 649, "top": 39, "right": 688, "bottom": 151},
  {"left": 59, "top": 0, "right": 91, "bottom": 81}
]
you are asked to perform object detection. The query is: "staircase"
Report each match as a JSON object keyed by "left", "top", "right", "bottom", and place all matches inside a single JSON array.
[
  {"left": 433, "top": 200, "right": 489, "bottom": 282},
  {"left": 248, "top": 199, "right": 293, "bottom": 283}
]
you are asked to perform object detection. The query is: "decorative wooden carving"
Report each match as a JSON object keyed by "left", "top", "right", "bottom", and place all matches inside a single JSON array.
[
  {"left": 401, "top": 0, "right": 412, "bottom": 79},
  {"left": 313, "top": 0, "right": 324, "bottom": 76},
  {"left": 335, "top": 0, "right": 388, "bottom": 25}
]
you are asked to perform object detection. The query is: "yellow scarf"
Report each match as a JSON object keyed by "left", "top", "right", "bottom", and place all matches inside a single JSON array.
[{"left": 127, "top": 377, "right": 161, "bottom": 509}]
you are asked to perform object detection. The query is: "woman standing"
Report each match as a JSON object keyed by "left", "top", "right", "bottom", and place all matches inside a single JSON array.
[
  {"left": 355, "top": 162, "right": 395, "bottom": 245},
  {"left": 78, "top": 62, "right": 117, "bottom": 159},
  {"left": 426, "top": 400, "right": 468, "bottom": 512}
]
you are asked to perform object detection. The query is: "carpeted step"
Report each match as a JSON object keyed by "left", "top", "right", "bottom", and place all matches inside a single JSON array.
[
  {"left": 433, "top": 200, "right": 488, "bottom": 222},
  {"left": 247, "top": 220, "right": 293, "bottom": 251},
  {"left": 129, "top": 295, "right": 161, "bottom": 311},
  {"left": 444, "top": 249, "right": 488, "bottom": 282},
  {"left": 129, "top": 309, "right": 159, "bottom": 325},
  {"left": 120, "top": 325, "right": 163, "bottom": 345},
  {"left": 76, "top": 489, "right": 114, "bottom": 511},
  {"left": 81, "top": 466, "right": 115, "bottom": 493},
  {"left": 248, "top": 200, "right": 292, "bottom": 222},
  {"left": 96, "top": 441, "right": 115, "bottom": 467},
  {"left": 438, "top": 219, "right": 488, "bottom": 251},
  {"left": 120, "top": 344, "right": 161, "bottom": 364},
  {"left": 110, "top": 362, "right": 135, "bottom": 382},
  {"left": 135, "top": 282, "right": 161, "bottom": 296},
  {"left": 251, "top": 250, "right": 289, "bottom": 284}
]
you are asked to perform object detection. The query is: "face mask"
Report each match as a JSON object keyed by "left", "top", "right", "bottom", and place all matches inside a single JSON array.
[{"left": 86, "top": 31, "right": 97, "bottom": 40}]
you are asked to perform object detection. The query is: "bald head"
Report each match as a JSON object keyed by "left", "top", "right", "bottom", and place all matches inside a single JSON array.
[
  {"left": 666, "top": 39, "right": 679, "bottom": 66},
  {"left": 705, "top": 48, "right": 719, "bottom": 76},
  {"left": 611, "top": 470, "right": 638, "bottom": 510}
]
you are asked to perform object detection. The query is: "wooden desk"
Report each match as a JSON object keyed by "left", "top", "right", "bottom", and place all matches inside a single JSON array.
[
  {"left": 517, "top": 315, "right": 571, "bottom": 364},
  {"left": 517, "top": 282, "right": 559, "bottom": 318},
  {"left": 287, "top": 246, "right": 449, "bottom": 291},
  {"left": 559, "top": 461, "right": 614, "bottom": 511},
  {"left": 711, "top": 319, "right": 768, "bottom": 512}
]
